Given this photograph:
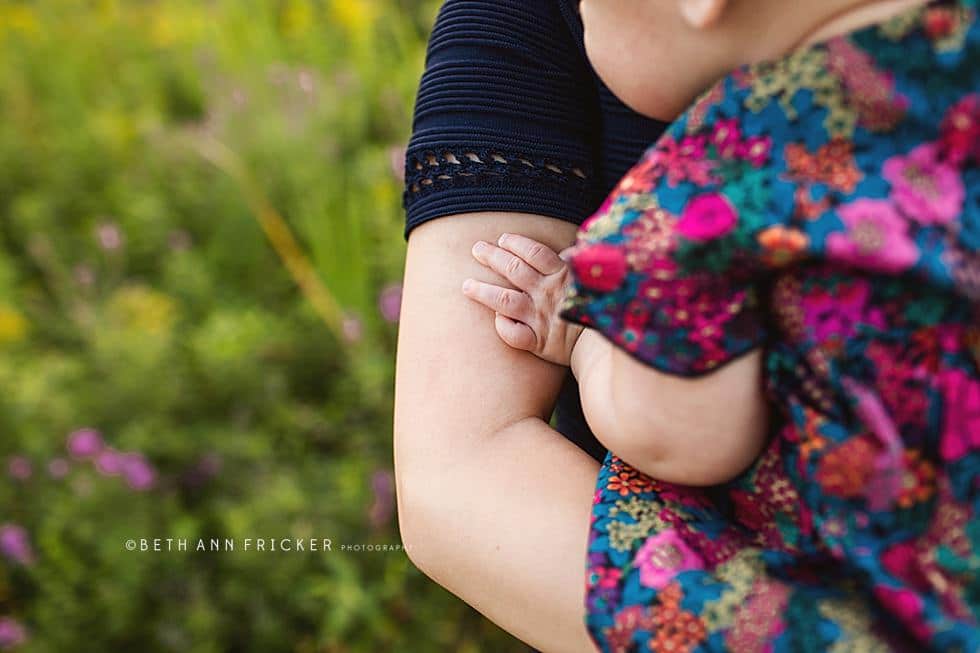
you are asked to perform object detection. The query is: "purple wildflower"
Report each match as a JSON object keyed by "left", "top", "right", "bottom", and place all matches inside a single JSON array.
[
  {"left": 0, "top": 617, "right": 26, "bottom": 649},
  {"left": 73, "top": 264, "right": 95, "bottom": 287},
  {"left": 95, "top": 222, "right": 123, "bottom": 251},
  {"left": 378, "top": 284, "right": 402, "bottom": 323},
  {"left": 47, "top": 458, "right": 70, "bottom": 479},
  {"left": 94, "top": 448, "right": 124, "bottom": 476},
  {"left": 120, "top": 453, "right": 156, "bottom": 491},
  {"left": 0, "top": 524, "right": 34, "bottom": 566},
  {"left": 342, "top": 315, "right": 363, "bottom": 344},
  {"left": 6, "top": 457, "right": 31, "bottom": 481},
  {"left": 368, "top": 469, "right": 395, "bottom": 529},
  {"left": 181, "top": 453, "right": 222, "bottom": 489},
  {"left": 66, "top": 428, "right": 104, "bottom": 459}
]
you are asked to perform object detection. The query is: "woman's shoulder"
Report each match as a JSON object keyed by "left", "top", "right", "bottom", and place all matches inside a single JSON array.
[{"left": 403, "top": 0, "right": 665, "bottom": 239}]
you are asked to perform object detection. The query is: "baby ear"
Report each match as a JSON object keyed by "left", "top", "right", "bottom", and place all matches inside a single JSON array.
[{"left": 678, "top": 0, "right": 729, "bottom": 29}]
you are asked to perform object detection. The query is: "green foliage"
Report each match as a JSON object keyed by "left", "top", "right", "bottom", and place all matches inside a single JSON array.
[{"left": 0, "top": 1, "right": 526, "bottom": 650}]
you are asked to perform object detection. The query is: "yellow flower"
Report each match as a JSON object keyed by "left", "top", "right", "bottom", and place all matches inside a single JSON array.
[
  {"left": 148, "top": 5, "right": 207, "bottom": 48},
  {"left": 149, "top": 9, "right": 177, "bottom": 47},
  {"left": 282, "top": 0, "right": 315, "bottom": 39},
  {"left": 329, "top": 0, "right": 377, "bottom": 42},
  {"left": 0, "top": 5, "right": 39, "bottom": 41},
  {"left": 106, "top": 285, "right": 176, "bottom": 337},
  {"left": 0, "top": 305, "right": 28, "bottom": 345}
]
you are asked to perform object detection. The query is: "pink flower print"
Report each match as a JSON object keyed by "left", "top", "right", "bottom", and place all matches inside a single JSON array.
[
  {"left": 623, "top": 299, "right": 651, "bottom": 331},
  {"left": 726, "top": 579, "right": 791, "bottom": 653},
  {"left": 800, "top": 279, "right": 880, "bottom": 350},
  {"left": 867, "top": 341, "right": 929, "bottom": 430},
  {"left": 687, "top": 315, "right": 725, "bottom": 348},
  {"left": 938, "top": 324, "right": 967, "bottom": 354},
  {"left": 729, "top": 488, "right": 772, "bottom": 536},
  {"left": 642, "top": 257, "right": 679, "bottom": 285},
  {"left": 634, "top": 530, "right": 704, "bottom": 590},
  {"left": 882, "top": 541, "right": 929, "bottom": 591},
  {"left": 687, "top": 312, "right": 735, "bottom": 369},
  {"left": 826, "top": 39, "right": 908, "bottom": 132},
  {"left": 673, "top": 135, "right": 715, "bottom": 186},
  {"left": 738, "top": 135, "right": 773, "bottom": 168},
  {"left": 604, "top": 606, "right": 655, "bottom": 652},
  {"left": 621, "top": 140, "right": 677, "bottom": 192},
  {"left": 663, "top": 303, "right": 695, "bottom": 327},
  {"left": 636, "top": 135, "right": 715, "bottom": 188},
  {"left": 842, "top": 378, "right": 905, "bottom": 511},
  {"left": 711, "top": 118, "right": 741, "bottom": 159},
  {"left": 883, "top": 143, "right": 964, "bottom": 225},
  {"left": 688, "top": 83, "right": 724, "bottom": 132},
  {"left": 678, "top": 134, "right": 707, "bottom": 160},
  {"left": 623, "top": 206, "right": 679, "bottom": 272},
  {"left": 677, "top": 193, "right": 738, "bottom": 242},
  {"left": 657, "top": 484, "right": 714, "bottom": 511},
  {"left": 939, "top": 94, "right": 980, "bottom": 165},
  {"left": 826, "top": 199, "right": 919, "bottom": 273},
  {"left": 570, "top": 243, "right": 628, "bottom": 292},
  {"left": 938, "top": 367, "right": 980, "bottom": 462},
  {"left": 589, "top": 565, "right": 623, "bottom": 590},
  {"left": 874, "top": 586, "right": 930, "bottom": 642}
]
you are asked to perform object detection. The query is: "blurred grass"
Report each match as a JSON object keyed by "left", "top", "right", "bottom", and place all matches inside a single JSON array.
[{"left": 0, "top": 1, "right": 526, "bottom": 650}]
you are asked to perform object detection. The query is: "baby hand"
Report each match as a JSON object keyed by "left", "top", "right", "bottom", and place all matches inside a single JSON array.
[{"left": 462, "top": 233, "right": 583, "bottom": 367}]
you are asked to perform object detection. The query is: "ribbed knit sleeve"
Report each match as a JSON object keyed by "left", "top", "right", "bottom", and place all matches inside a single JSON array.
[{"left": 402, "top": 0, "right": 601, "bottom": 238}]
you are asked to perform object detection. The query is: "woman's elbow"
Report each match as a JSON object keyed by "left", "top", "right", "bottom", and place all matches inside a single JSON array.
[
  {"left": 393, "top": 418, "right": 464, "bottom": 584},
  {"left": 396, "top": 493, "right": 434, "bottom": 577},
  {"left": 393, "top": 440, "right": 441, "bottom": 578}
]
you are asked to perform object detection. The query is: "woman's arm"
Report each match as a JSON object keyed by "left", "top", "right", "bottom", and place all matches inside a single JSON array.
[
  {"left": 571, "top": 329, "right": 768, "bottom": 486},
  {"left": 393, "top": 212, "right": 599, "bottom": 653}
]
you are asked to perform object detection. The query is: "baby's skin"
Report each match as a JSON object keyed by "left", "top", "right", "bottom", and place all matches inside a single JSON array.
[{"left": 462, "top": 233, "right": 768, "bottom": 486}]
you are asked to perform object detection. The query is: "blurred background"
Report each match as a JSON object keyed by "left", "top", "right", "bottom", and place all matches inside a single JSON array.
[{"left": 0, "top": 1, "right": 525, "bottom": 650}]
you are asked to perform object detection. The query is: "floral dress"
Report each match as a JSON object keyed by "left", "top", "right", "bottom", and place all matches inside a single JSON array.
[{"left": 558, "top": 1, "right": 980, "bottom": 651}]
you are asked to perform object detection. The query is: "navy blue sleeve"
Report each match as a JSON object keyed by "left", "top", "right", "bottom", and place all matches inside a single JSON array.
[{"left": 402, "top": 0, "right": 601, "bottom": 238}]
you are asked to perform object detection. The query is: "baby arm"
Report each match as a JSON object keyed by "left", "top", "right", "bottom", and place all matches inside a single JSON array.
[{"left": 463, "top": 234, "right": 769, "bottom": 486}]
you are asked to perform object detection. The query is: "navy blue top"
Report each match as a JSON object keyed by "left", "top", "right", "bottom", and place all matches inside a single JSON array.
[{"left": 403, "top": 0, "right": 667, "bottom": 462}]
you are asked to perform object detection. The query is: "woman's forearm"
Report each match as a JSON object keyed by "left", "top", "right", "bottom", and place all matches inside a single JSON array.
[
  {"left": 394, "top": 212, "right": 599, "bottom": 652},
  {"left": 395, "top": 415, "right": 599, "bottom": 653}
]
